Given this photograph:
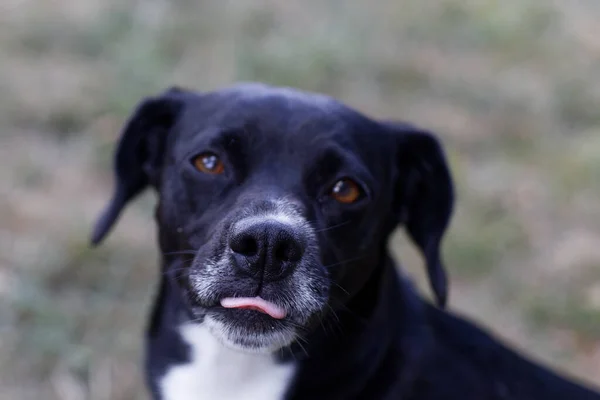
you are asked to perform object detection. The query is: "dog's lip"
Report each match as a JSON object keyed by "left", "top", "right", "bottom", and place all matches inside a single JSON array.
[{"left": 220, "top": 296, "right": 287, "bottom": 319}]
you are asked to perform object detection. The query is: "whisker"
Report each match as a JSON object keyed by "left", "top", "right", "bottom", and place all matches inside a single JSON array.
[
  {"left": 323, "top": 255, "right": 365, "bottom": 269},
  {"left": 314, "top": 220, "right": 351, "bottom": 233},
  {"left": 329, "top": 281, "right": 350, "bottom": 296},
  {"left": 283, "top": 347, "right": 297, "bottom": 362},
  {"left": 294, "top": 337, "right": 309, "bottom": 358},
  {"left": 329, "top": 298, "right": 369, "bottom": 326},
  {"left": 285, "top": 320, "right": 310, "bottom": 332},
  {"left": 162, "top": 257, "right": 196, "bottom": 277},
  {"left": 295, "top": 334, "right": 310, "bottom": 346},
  {"left": 321, "top": 316, "right": 343, "bottom": 339},
  {"left": 163, "top": 270, "right": 188, "bottom": 278},
  {"left": 324, "top": 303, "right": 341, "bottom": 323},
  {"left": 319, "top": 318, "right": 330, "bottom": 336},
  {"left": 163, "top": 250, "right": 198, "bottom": 257},
  {"left": 162, "top": 263, "right": 196, "bottom": 276},
  {"left": 186, "top": 316, "right": 205, "bottom": 324}
]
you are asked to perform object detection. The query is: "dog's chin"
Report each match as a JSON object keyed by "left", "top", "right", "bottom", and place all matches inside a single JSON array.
[{"left": 203, "top": 310, "right": 298, "bottom": 354}]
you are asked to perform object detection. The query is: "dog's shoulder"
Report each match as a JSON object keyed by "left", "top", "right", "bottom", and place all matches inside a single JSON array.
[
  {"left": 158, "top": 323, "right": 296, "bottom": 400},
  {"left": 410, "top": 305, "right": 600, "bottom": 400}
]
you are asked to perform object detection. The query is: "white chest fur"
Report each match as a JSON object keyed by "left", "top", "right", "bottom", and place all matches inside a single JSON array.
[{"left": 159, "top": 324, "right": 296, "bottom": 400}]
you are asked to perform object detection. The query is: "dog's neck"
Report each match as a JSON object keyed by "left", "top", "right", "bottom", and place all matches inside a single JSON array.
[{"left": 283, "top": 257, "right": 435, "bottom": 398}]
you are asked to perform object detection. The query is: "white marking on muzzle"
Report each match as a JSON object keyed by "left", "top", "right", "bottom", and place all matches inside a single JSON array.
[{"left": 233, "top": 199, "right": 309, "bottom": 235}]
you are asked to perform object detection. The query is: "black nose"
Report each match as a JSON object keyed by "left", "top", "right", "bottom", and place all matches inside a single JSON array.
[{"left": 229, "top": 220, "right": 306, "bottom": 281}]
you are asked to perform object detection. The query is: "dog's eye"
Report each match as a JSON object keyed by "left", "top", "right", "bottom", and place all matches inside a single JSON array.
[
  {"left": 330, "top": 178, "right": 362, "bottom": 204},
  {"left": 192, "top": 152, "right": 225, "bottom": 175}
]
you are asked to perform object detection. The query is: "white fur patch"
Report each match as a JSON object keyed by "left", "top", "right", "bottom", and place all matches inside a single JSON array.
[
  {"left": 233, "top": 198, "right": 308, "bottom": 233},
  {"left": 160, "top": 324, "right": 296, "bottom": 400},
  {"left": 233, "top": 212, "right": 303, "bottom": 234}
]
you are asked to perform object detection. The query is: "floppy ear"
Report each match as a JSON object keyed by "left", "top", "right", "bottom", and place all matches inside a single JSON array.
[
  {"left": 388, "top": 123, "right": 454, "bottom": 308},
  {"left": 90, "top": 87, "right": 186, "bottom": 246}
]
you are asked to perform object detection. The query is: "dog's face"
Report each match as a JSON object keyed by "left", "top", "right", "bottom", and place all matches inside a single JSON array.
[{"left": 91, "top": 83, "right": 454, "bottom": 353}]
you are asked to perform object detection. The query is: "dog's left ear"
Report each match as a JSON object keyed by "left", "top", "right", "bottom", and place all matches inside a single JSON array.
[
  {"left": 387, "top": 123, "right": 454, "bottom": 308},
  {"left": 90, "top": 87, "right": 187, "bottom": 246}
]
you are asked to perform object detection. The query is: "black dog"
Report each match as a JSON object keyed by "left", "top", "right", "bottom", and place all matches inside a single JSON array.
[{"left": 91, "top": 83, "right": 600, "bottom": 400}]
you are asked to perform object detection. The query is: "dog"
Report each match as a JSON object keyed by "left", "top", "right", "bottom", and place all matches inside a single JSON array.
[{"left": 90, "top": 83, "right": 600, "bottom": 399}]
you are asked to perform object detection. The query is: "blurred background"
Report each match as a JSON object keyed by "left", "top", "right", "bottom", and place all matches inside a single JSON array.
[{"left": 1, "top": 0, "right": 600, "bottom": 398}]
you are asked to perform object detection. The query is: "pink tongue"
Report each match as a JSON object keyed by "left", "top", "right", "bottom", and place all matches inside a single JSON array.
[{"left": 220, "top": 297, "right": 287, "bottom": 319}]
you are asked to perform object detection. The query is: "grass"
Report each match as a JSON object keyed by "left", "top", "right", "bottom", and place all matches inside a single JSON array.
[
  {"left": 527, "top": 264, "right": 600, "bottom": 339},
  {"left": 2, "top": 0, "right": 600, "bottom": 398}
]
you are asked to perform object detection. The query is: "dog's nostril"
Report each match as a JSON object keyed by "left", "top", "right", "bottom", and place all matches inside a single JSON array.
[
  {"left": 230, "top": 234, "right": 259, "bottom": 256},
  {"left": 274, "top": 239, "right": 303, "bottom": 263},
  {"left": 230, "top": 220, "right": 307, "bottom": 281}
]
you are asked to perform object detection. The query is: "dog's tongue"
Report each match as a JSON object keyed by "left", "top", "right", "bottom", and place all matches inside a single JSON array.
[{"left": 220, "top": 297, "right": 286, "bottom": 319}]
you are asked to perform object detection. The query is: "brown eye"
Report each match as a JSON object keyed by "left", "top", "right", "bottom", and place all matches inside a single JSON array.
[
  {"left": 192, "top": 152, "right": 225, "bottom": 174},
  {"left": 330, "top": 178, "right": 362, "bottom": 204}
]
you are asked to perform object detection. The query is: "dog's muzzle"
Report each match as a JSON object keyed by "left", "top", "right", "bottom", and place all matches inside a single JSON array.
[{"left": 184, "top": 200, "right": 329, "bottom": 352}]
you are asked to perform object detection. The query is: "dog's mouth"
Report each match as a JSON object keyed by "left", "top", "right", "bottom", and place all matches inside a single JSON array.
[
  {"left": 182, "top": 268, "right": 329, "bottom": 352},
  {"left": 203, "top": 297, "right": 298, "bottom": 353},
  {"left": 220, "top": 296, "right": 287, "bottom": 319}
]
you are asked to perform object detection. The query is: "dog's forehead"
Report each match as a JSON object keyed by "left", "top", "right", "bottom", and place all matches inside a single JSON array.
[
  {"left": 178, "top": 83, "right": 354, "bottom": 144},
  {"left": 170, "top": 83, "right": 394, "bottom": 175},
  {"left": 217, "top": 82, "right": 337, "bottom": 106}
]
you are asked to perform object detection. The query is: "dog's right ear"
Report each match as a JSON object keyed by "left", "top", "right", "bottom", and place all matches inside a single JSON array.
[{"left": 90, "top": 87, "right": 187, "bottom": 246}]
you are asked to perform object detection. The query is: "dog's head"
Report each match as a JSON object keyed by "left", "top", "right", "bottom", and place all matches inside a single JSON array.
[{"left": 91, "top": 83, "right": 454, "bottom": 353}]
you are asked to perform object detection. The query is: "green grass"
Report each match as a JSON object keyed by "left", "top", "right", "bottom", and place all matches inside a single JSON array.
[{"left": 527, "top": 264, "right": 600, "bottom": 339}]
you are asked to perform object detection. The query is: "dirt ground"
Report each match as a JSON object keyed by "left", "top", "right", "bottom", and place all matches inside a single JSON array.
[{"left": 1, "top": 1, "right": 600, "bottom": 398}]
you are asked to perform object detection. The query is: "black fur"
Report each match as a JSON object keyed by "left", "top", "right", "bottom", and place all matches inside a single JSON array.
[{"left": 92, "top": 83, "right": 600, "bottom": 399}]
